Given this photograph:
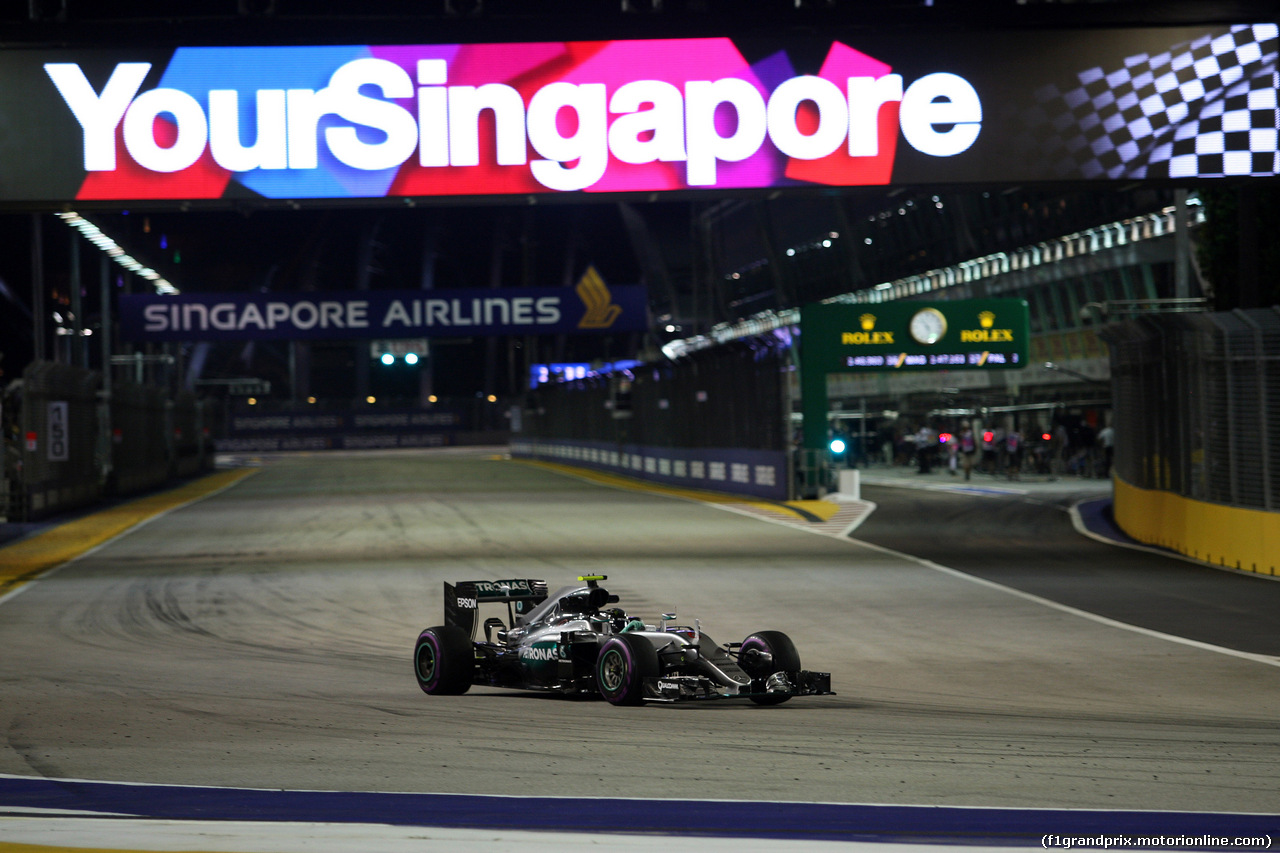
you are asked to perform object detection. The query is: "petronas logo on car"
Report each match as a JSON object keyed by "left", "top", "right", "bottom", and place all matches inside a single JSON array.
[{"left": 520, "top": 644, "right": 560, "bottom": 662}]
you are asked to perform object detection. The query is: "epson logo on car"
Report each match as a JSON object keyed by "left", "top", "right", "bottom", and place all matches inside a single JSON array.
[
  {"left": 455, "top": 598, "right": 477, "bottom": 609},
  {"left": 44, "top": 56, "right": 981, "bottom": 192}
]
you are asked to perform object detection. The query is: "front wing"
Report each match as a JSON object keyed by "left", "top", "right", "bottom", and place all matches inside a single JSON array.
[{"left": 643, "top": 669, "right": 834, "bottom": 703}]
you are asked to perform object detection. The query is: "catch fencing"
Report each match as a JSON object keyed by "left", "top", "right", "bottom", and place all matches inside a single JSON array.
[
  {"left": 6, "top": 361, "right": 103, "bottom": 520},
  {"left": 1103, "top": 307, "right": 1280, "bottom": 510},
  {"left": 515, "top": 337, "right": 793, "bottom": 499},
  {"left": 2, "top": 360, "right": 216, "bottom": 521}
]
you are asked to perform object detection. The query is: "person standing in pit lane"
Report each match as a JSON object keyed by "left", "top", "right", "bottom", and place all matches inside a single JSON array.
[
  {"left": 1005, "top": 426, "right": 1024, "bottom": 481},
  {"left": 915, "top": 423, "right": 935, "bottom": 474},
  {"left": 959, "top": 425, "right": 977, "bottom": 481}
]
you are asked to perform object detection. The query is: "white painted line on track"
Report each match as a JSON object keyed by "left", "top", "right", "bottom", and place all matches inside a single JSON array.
[
  {"left": 0, "top": 470, "right": 257, "bottom": 610},
  {"left": 1067, "top": 500, "right": 1280, "bottom": 583},
  {"left": 844, "top": 535, "right": 1280, "bottom": 670},
  {"left": 712, "top": 499, "right": 877, "bottom": 538},
  {"left": 528, "top": 460, "right": 1280, "bottom": 669},
  {"left": 0, "top": 817, "right": 1024, "bottom": 853},
  {"left": 693, "top": 484, "right": 1280, "bottom": 669}
]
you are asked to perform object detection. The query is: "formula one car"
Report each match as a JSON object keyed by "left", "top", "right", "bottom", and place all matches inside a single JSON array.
[{"left": 413, "top": 575, "right": 833, "bottom": 705}]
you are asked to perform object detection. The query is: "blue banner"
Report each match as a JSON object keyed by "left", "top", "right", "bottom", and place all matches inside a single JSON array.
[{"left": 118, "top": 283, "right": 647, "bottom": 342}]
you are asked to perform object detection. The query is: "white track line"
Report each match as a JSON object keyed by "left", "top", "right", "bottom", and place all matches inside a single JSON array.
[
  {"left": 525, "top": 462, "right": 1280, "bottom": 667},
  {"left": 0, "top": 470, "right": 257, "bottom": 609}
]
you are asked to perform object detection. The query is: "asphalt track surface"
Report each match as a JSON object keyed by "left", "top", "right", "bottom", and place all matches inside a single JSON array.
[
  {"left": 854, "top": 479, "right": 1280, "bottom": 659},
  {"left": 1, "top": 448, "right": 1278, "bottom": 850}
]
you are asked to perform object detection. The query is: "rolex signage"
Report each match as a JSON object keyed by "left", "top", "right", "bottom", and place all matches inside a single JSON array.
[
  {"left": 800, "top": 298, "right": 1029, "bottom": 456},
  {"left": 840, "top": 315, "right": 895, "bottom": 346},
  {"left": 802, "top": 299, "right": 1029, "bottom": 373},
  {"left": 960, "top": 312, "right": 1016, "bottom": 343}
]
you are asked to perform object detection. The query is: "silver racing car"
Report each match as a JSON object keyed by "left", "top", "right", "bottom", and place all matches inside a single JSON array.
[{"left": 413, "top": 575, "right": 833, "bottom": 705}]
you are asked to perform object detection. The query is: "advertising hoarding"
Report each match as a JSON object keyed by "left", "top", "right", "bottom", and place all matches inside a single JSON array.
[
  {"left": 118, "top": 283, "right": 648, "bottom": 341},
  {"left": 510, "top": 438, "right": 789, "bottom": 501},
  {"left": 800, "top": 299, "right": 1030, "bottom": 373},
  {"left": 0, "top": 24, "right": 1274, "bottom": 203}
]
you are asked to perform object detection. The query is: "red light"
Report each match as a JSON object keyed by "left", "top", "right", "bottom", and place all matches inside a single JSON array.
[
  {"left": 938, "top": 433, "right": 953, "bottom": 444},
  {"left": 983, "top": 431, "right": 994, "bottom": 443},
  {"left": 1042, "top": 433, "right": 1052, "bottom": 441}
]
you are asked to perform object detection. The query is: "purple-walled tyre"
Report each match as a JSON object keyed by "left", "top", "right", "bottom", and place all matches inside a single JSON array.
[
  {"left": 595, "top": 634, "right": 658, "bottom": 705},
  {"left": 414, "top": 626, "right": 474, "bottom": 695},
  {"left": 739, "top": 630, "right": 801, "bottom": 706}
]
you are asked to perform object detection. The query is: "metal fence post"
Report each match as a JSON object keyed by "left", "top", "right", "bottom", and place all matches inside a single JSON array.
[
  {"left": 1236, "top": 310, "right": 1271, "bottom": 510},
  {"left": 31, "top": 213, "right": 45, "bottom": 363},
  {"left": 1222, "top": 321, "right": 1239, "bottom": 505}
]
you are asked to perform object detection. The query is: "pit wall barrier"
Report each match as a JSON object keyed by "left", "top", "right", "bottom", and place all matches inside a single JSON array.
[
  {"left": 510, "top": 438, "right": 789, "bottom": 502},
  {"left": 1101, "top": 309, "right": 1280, "bottom": 577},
  {"left": 1113, "top": 474, "right": 1280, "bottom": 577}
]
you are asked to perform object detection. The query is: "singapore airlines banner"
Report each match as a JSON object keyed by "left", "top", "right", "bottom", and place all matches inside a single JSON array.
[
  {"left": 0, "top": 24, "right": 1276, "bottom": 202},
  {"left": 118, "top": 281, "right": 648, "bottom": 342}
]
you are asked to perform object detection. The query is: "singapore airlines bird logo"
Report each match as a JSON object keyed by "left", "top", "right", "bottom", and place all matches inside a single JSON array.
[{"left": 576, "top": 266, "right": 623, "bottom": 329}]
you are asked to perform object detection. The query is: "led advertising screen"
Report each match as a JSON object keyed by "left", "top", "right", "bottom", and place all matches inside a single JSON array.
[{"left": 0, "top": 24, "right": 1274, "bottom": 203}]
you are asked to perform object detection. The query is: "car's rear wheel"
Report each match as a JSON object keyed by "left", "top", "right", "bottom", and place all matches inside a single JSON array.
[
  {"left": 414, "top": 626, "right": 474, "bottom": 695},
  {"left": 739, "top": 630, "right": 801, "bottom": 706},
  {"left": 595, "top": 634, "right": 658, "bottom": 705}
]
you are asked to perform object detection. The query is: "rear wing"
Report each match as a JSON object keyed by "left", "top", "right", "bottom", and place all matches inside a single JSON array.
[{"left": 444, "top": 579, "right": 549, "bottom": 639}]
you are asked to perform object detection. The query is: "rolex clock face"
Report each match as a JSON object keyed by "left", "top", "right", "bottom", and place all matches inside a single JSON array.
[{"left": 909, "top": 307, "right": 948, "bottom": 345}]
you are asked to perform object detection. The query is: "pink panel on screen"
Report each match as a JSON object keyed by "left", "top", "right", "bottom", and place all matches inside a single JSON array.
[
  {"left": 784, "top": 41, "right": 898, "bottom": 187},
  {"left": 560, "top": 38, "right": 778, "bottom": 192},
  {"left": 77, "top": 118, "right": 232, "bottom": 201}
]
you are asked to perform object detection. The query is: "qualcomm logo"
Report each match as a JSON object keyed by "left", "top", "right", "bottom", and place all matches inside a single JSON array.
[{"left": 44, "top": 45, "right": 982, "bottom": 194}]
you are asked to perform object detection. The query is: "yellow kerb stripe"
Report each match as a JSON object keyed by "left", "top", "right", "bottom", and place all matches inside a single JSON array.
[
  {"left": 0, "top": 468, "right": 258, "bottom": 596},
  {"left": 0, "top": 844, "right": 229, "bottom": 853}
]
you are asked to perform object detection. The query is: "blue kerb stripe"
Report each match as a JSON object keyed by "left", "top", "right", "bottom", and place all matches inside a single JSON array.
[{"left": 1, "top": 777, "right": 1275, "bottom": 846}]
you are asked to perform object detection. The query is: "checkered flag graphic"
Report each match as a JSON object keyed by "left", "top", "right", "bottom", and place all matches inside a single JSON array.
[{"left": 1020, "top": 24, "right": 1280, "bottom": 179}]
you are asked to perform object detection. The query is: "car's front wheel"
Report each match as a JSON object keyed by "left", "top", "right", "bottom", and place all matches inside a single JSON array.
[
  {"left": 414, "top": 626, "right": 474, "bottom": 695},
  {"left": 739, "top": 630, "right": 801, "bottom": 706},
  {"left": 595, "top": 634, "right": 658, "bottom": 705}
]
